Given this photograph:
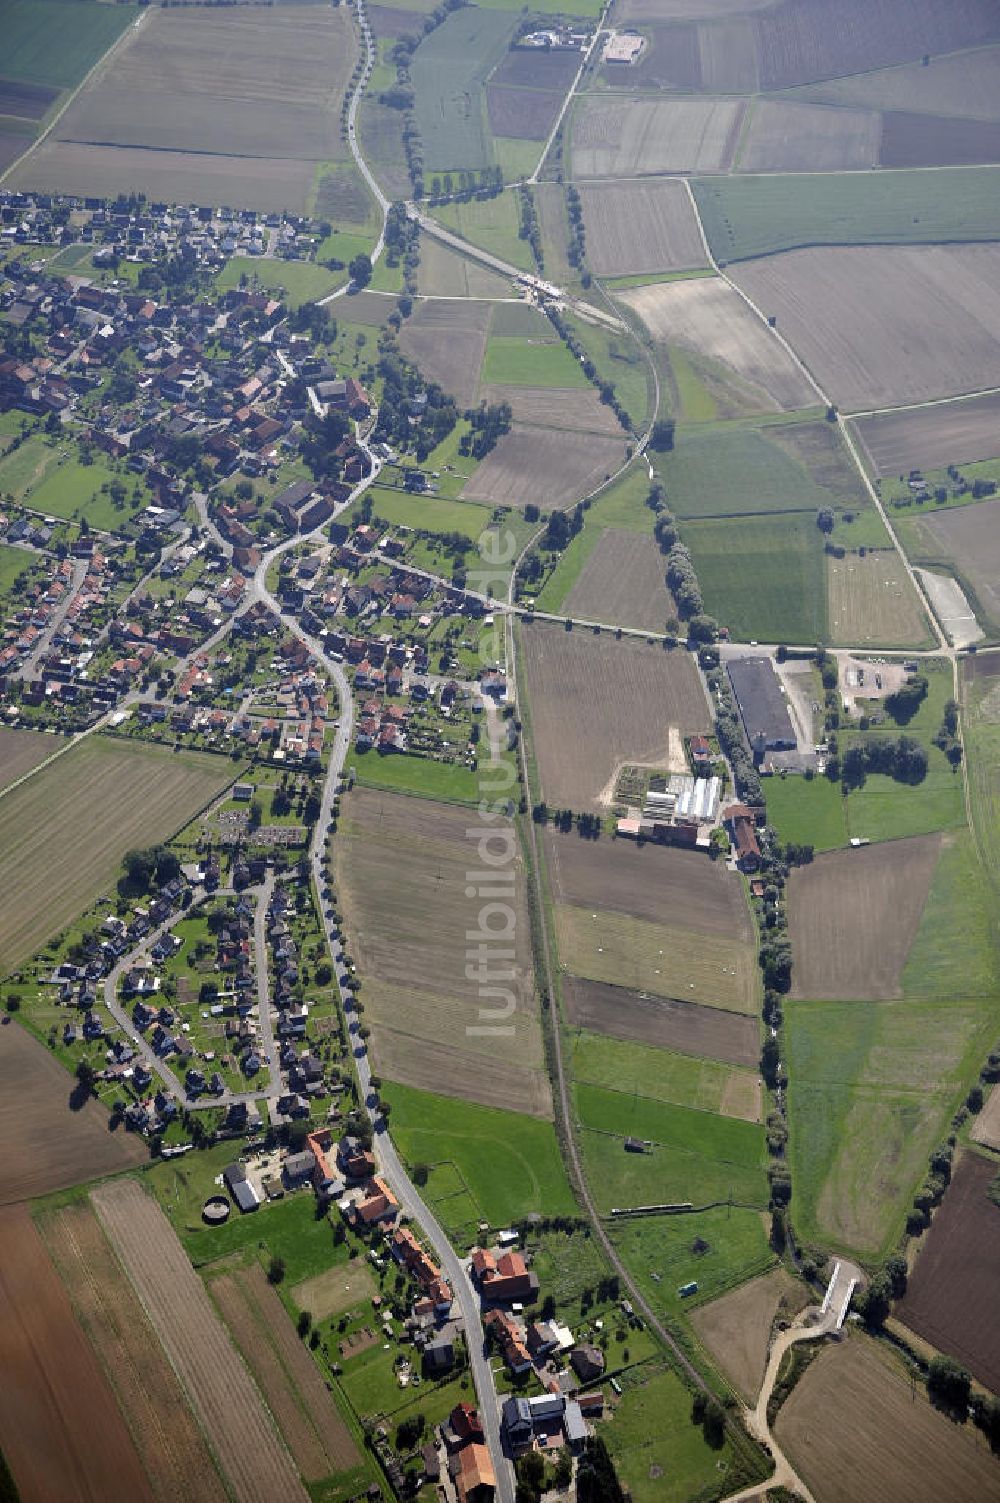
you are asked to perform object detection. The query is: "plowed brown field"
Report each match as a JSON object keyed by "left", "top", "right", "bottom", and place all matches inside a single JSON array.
[{"left": 0, "top": 1204, "right": 153, "bottom": 1503}]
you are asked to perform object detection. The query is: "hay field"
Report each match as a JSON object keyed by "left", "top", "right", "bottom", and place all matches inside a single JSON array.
[
  {"left": 0, "top": 725, "right": 52, "bottom": 791},
  {"left": 682, "top": 511, "right": 827, "bottom": 644},
  {"left": 334, "top": 787, "right": 551, "bottom": 1116},
  {"left": 41, "top": 1202, "right": 228, "bottom": 1503},
  {"left": 902, "top": 496, "right": 1000, "bottom": 636},
  {"left": 578, "top": 181, "right": 707, "bottom": 278},
  {"left": 556, "top": 904, "right": 757, "bottom": 1013},
  {"left": 897, "top": 1151, "right": 1000, "bottom": 1395},
  {"left": 853, "top": 392, "right": 1000, "bottom": 477},
  {"left": 0, "top": 1022, "right": 145, "bottom": 1205},
  {"left": 210, "top": 1264, "right": 359, "bottom": 1482},
  {"left": 0, "top": 735, "right": 236, "bottom": 976},
  {"left": 93, "top": 1180, "right": 308, "bottom": 1503},
  {"left": 571, "top": 96, "right": 744, "bottom": 178},
  {"left": 13, "top": 6, "right": 356, "bottom": 210},
  {"left": 732, "top": 244, "right": 1000, "bottom": 410},
  {"left": 519, "top": 621, "right": 711, "bottom": 809},
  {"left": 787, "top": 835, "right": 941, "bottom": 1000},
  {"left": 291, "top": 1262, "right": 377, "bottom": 1322},
  {"left": 563, "top": 978, "right": 760, "bottom": 1068},
  {"left": 0, "top": 1204, "right": 153, "bottom": 1503},
  {"left": 775, "top": 1336, "right": 1000, "bottom": 1503},
  {"left": 691, "top": 1268, "right": 807, "bottom": 1401},
  {"left": 563, "top": 529, "right": 671, "bottom": 631},
  {"left": 738, "top": 99, "right": 880, "bottom": 172},
  {"left": 398, "top": 297, "right": 493, "bottom": 407},
  {"left": 461, "top": 425, "right": 628, "bottom": 510},
  {"left": 826, "top": 550, "right": 931, "bottom": 648},
  {"left": 619, "top": 278, "right": 814, "bottom": 414},
  {"left": 569, "top": 1030, "right": 760, "bottom": 1122}
]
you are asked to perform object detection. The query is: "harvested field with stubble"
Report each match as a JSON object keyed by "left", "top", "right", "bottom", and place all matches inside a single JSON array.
[
  {"left": 335, "top": 787, "right": 551, "bottom": 1117},
  {"left": 854, "top": 392, "right": 1000, "bottom": 477},
  {"left": 563, "top": 977, "right": 760, "bottom": 1068},
  {"left": 827, "top": 549, "right": 931, "bottom": 648},
  {"left": 619, "top": 277, "right": 814, "bottom": 415},
  {"left": 902, "top": 496, "right": 1000, "bottom": 636},
  {"left": 520, "top": 622, "right": 711, "bottom": 809},
  {"left": 564, "top": 529, "right": 670, "bottom": 632},
  {"left": 0, "top": 1022, "right": 145, "bottom": 1205},
  {"left": 461, "top": 425, "right": 628, "bottom": 510},
  {"left": 0, "top": 1205, "right": 153, "bottom": 1503},
  {"left": 398, "top": 298, "right": 492, "bottom": 407},
  {"left": 788, "top": 835, "right": 941, "bottom": 1000},
  {"left": 210, "top": 1264, "right": 359, "bottom": 1483},
  {"left": 691, "top": 1268, "right": 808, "bottom": 1401},
  {"left": 479, "top": 384, "right": 625, "bottom": 436},
  {"left": 0, "top": 735, "right": 238, "bottom": 975},
  {"left": 11, "top": 141, "right": 320, "bottom": 213},
  {"left": 732, "top": 244, "right": 1000, "bottom": 411},
  {"left": 0, "top": 724, "right": 53, "bottom": 790},
  {"left": 738, "top": 99, "right": 880, "bottom": 173},
  {"left": 571, "top": 96, "right": 744, "bottom": 178},
  {"left": 41, "top": 1202, "right": 228, "bottom": 1503},
  {"left": 897, "top": 1152, "right": 1000, "bottom": 1395},
  {"left": 775, "top": 1335, "right": 1000, "bottom": 1503},
  {"left": 92, "top": 1180, "right": 308, "bottom": 1503},
  {"left": 578, "top": 181, "right": 707, "bottom": 278},
  {"left": 556, "top": 903, "right": 757, "bottom": 1012},
  {"left": 14, "top": 6, "right": 357, "bottom": 209}
]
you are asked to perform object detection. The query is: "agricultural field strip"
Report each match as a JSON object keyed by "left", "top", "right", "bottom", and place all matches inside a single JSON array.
[
  {"left": 92, "top": 1180, "right": 309, "bottom": 1503},
  {"left": 41, "top": 1202, "right": 229, "bottom": 1503}
]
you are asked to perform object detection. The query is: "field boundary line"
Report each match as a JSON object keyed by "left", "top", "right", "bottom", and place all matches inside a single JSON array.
[
  {"left": 0, "top": 8, "right": 149, "bottom": 189},
  {"left": 678, "top": 176, "right": 950, "bottom": 658}
]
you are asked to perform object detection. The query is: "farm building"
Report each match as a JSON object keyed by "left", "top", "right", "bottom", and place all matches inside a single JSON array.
[
  {"left": 222, "top": 1160, "right": 260, "bottom": 1214},
  {"left": 604, "top": 31, "right": 644, "bottom": 64},
  {"left": 727, "top": 656, "right": 796, "bottom": 757}
]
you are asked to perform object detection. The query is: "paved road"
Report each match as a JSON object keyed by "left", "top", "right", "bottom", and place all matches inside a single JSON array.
[{"left": 16, "top": 557, "right": 88, "bottom": 681}]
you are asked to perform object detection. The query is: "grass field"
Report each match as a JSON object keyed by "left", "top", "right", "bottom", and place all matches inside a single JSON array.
[
  {"left": 559, "top": 307, "right": 652, "bottom": 430},
  {"left": 610, "top": 1204, "right": 775, "bottom": 1319},
  {"left": 568, "top": 1031, "right": 761, "bottom": 1123},
  {"left": 827, "top": 549, "right": 933, "bottom": 649},
  {"left": 764, "top": 773, "right": 848, "bottom": 852},
  {"left": 681, "top": 512, "right": 827, "bottom": 644},
  {"left": 432, "top": 191, "right": 533, "bottom": 272},
  {"left": 963, "top": 652, "right": 1000, "bottom": 883},
  {"left": 0, "top": 736, "right": 237, "bottom": 976},
  {"left": 481, "top": 335, "right": 588, "bottom": 388},
  {"left": 663, "top": 420, "right": 867, "bottom": 521},
  {"left": 0, "top": 0, "right": 137, "bottom": 90},
  {"left": 533, "top": 461, "right": 654, "bottom": 613},
  {"left": 606, "top": 1363, "right": 749, "bottom": 1503},
  {"left": 0, "top": 541, "right": 36, "bottom": 596},
  {"left": 787, "top": 986, "right": 998, "bottom": 1256},
  {"left": 381, "top": 1082, "right": 576, "bottom": 1243},
  {"left": 216, "top": 255, "right": 347, "bottom": 308},
  {"left": 351, "top": 745, "right": 481, "bottom": 804},
  {"left": 575, "top": 1083, "right": 767, "bottom": 1213},
  {"left": 411, "top": 9, "right": 514, "bottom": 174},
  {"left": 361, "top": 483, "right": 492, "bottom": 540},
  {"left": 694, "top": 167, "right": 1000, "bottom": 264}
]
